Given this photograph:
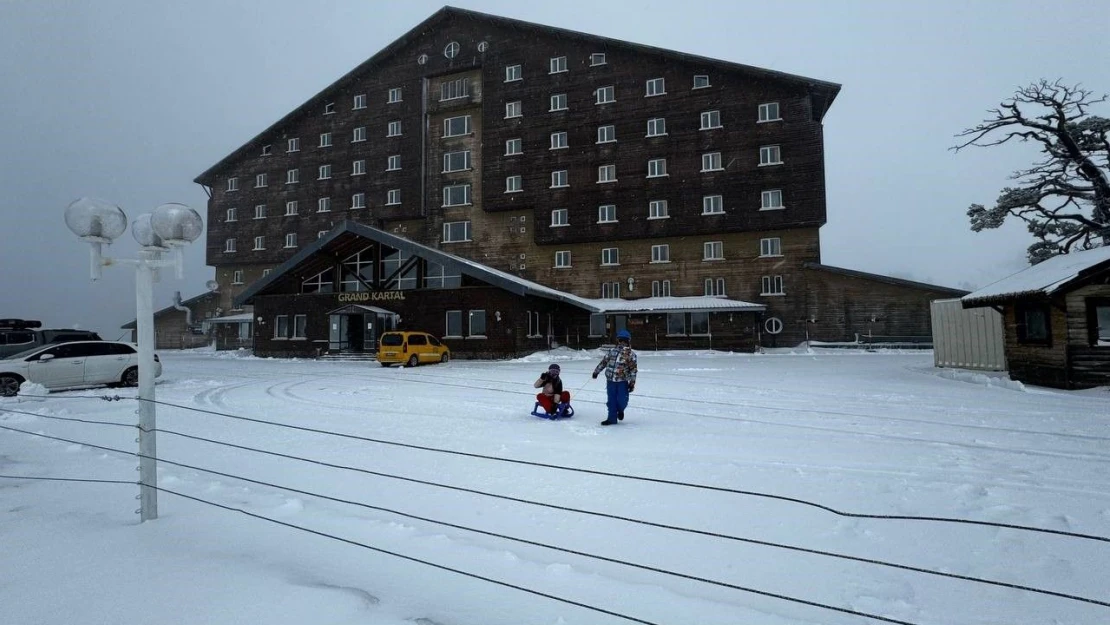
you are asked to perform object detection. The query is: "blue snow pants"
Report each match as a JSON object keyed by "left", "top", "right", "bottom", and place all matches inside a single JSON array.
[{"left": 604, "top": 380, "right": 630, "bottom": 423}]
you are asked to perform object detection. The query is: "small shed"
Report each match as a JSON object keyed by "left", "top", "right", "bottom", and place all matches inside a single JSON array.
[
  {"left": 961, "top": 247, "right": 1110, "bottom": 389},
  {"left": 931, "top": 299, "right": 1006, "bottom": 371}
]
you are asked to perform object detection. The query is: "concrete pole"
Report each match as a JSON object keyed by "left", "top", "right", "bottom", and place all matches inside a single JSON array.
[{"left": 135, "top": 250, "right": 158, "bottom": 521}]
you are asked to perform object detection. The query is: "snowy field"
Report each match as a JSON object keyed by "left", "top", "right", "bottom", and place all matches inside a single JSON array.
[{"left": 2, "top": 348, "right": 1108, "bottom": 625}]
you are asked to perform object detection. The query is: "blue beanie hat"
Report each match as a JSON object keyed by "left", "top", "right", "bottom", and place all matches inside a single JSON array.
[{"left": 616, "top": 329, "right": 631, "bottom": 341}]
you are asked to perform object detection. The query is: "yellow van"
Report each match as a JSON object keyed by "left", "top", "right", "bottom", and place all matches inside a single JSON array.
[{"left": 377, "top": 331, "right": 450, "bottom": 367}]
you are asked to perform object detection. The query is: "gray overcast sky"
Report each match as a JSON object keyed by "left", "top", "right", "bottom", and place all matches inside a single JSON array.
[{"left": 1, "top": 0, "right": 1108, "bottom": 338}]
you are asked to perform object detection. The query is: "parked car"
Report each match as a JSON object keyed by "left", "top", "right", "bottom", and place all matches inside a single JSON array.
[
  {"left": 0, "top": 341, "right": 161, "bottom": 397},
  {"left": 0, "top": 319, "right": 102, "bottom": 359},
  {"left": 376, "top": 331, "right": 450, "bottom": 367}
]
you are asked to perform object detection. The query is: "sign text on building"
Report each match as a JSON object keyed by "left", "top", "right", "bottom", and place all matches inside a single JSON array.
[{"left": 336, "top": 291, "right": 406, "bottom": 303}]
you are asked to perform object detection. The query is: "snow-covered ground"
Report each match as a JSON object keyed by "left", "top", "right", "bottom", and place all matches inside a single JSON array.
[{"left": 2, "top": 348, "right": 1108, "bottom": 625}]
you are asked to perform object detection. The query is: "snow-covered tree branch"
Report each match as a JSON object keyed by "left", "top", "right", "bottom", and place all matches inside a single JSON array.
[{"left": 953, "top": 79, "right": 1110, "bottom": 264}]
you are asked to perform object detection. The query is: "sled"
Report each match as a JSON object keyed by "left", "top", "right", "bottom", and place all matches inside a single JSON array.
[{"left": 531, "top": 401, "right": 574, "bottom": 420}]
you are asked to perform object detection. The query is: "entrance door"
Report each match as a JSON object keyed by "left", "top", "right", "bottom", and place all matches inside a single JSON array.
[
  {"left": 329, "top": 314, "right": 350, "bottom": 351},
  {"left": 363, "top": 314, "right": 377, "bottom": 352},
  {"left": 614, "top": 315, "right": 628, "bottom": 338}
]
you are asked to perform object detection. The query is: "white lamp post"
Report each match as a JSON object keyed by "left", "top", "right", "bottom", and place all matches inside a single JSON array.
[{"left": 65, "top": 197, "right": 203, "bottom": 522}]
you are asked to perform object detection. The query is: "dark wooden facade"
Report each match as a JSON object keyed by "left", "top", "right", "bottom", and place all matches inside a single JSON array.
[
  {"left": 122, "top": 292, "right": 221, "bottom": 350},
  {"left": 194, "top": 6, "right": 844, "bottom": 347}
]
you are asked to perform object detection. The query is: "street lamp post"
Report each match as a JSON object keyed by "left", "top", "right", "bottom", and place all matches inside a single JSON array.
[{"left": 65, "top": 198, "right": 202, "bottom": 522}]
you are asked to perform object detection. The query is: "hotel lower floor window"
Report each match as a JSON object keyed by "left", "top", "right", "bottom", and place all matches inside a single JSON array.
[
  {"left": 293, "top": 314, "right": 306, "bottom": 338},
  {"left": 274, "top": 315, "right": 289, "bottom": 338},
  {"left": 589, "top": 313, "right": 606, "bottom": 337},
  {"left": 667, "top": 312, "right": 710, "bottom": 336},
  {"left": 446, "top": 310, "right": 462, "bottom": 337},
  {"left": 468, "top": 310, "right": 487, "bottom": 337},
  {"left": 528, "top": 311, "right": 542, "bottom": 337}
]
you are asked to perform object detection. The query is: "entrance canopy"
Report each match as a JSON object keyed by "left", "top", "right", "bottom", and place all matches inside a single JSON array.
[{"left": 327, "top": 304, "right": 397, "bottom": 316}]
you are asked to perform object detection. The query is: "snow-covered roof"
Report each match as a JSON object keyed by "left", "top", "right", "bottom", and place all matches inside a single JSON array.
[
  {"left": 207, "top": 313, "right": 254, "bottom": 323},
  {"left": 962, "top": 246, "right": 1110, "bottom": 306},
  {"left": 584, "top": 296, "right": 765, "bottom": 314}
]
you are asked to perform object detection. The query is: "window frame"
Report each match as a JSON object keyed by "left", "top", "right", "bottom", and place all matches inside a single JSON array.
[
  {"left": 505, "top": 101, "right": 523, "bottom": 119},
  {"left": 647, "top": 158, "right": 668, "bottom": 178},
  {"left": 443, "top": 150, "right": 472, "bottom": 173},
  {"left": 761, "top": 189, "right": 784, "bottom": 210},
  {"left": 761, "top": 275, "right": 785, "bottom": 296},
  {"left": 601, "top": 247, "right": 619, "bottom": 266},
  {"left": 386, "top": 189, "right": 401, "bottom": 206},
  {"left": 701, "top": 152, "right": 723, "bottom": 172},
  {"left": 550, "top": 208, "right": 569, "bottom": 227},
  {"left": 597, "top": 164, "right": 617, "bottom": 184},
  {"left": 505, "top": 138, "right": 522, "bottom": 156},
  {"left": 387, "top": 121, "right": 402, "bottom": 137},
  {"left": 645, "top": 77, "right": 666, "bottom": 97},
  {"left": 442, "top": 220, "right": 472, "bottom": 243},
  {"left": 693, "top": 74, "right": 710, "bottom": 89},
  {"left": 597, "top": 124, "right": 616, "bottom": 144},
  {"left": 225, "top": 238, "right": 236, "bottom": 253},
  {"left": 285, "top": 200, "right": 298, "bottom": 216},
  {"left": 647, "top": 117, "right": 666, "bottom": 137},
  {"left": 549, "top": 56, "right": 567, "bottom": 74},
  {"left": 505, "top": 64, "right": 522, "bottom": 82},
  {"left": 443, "top": 115, "right": 472, "bottom": 138},
  {"left": 1016, "top": 302, "right": 1052, "bottom": 345},
  {"left": 442, "top": 184, "right": 472, "bottom": 207},
  {"left": 550, "top": 170, "right": 569, "bottom": 188},
  {"left": 595, "top": 85, "right": 615, "bottom": 104},
  {"left": 386, "top": 155, "right": 401, "bottom": 172},
  {"left": 759, "top": 145, "right": 783, "bottom": 166},
  {"left": 554, "top": 250, "right": 572, "bottom": 268},
  {"left": 648, "top": 199, "right": 669, "bottom": 220},
  {"left": 598, "top": 204, "right": 617, "bottom": 223},
  {"left": 703, "top": 195, "right": 724, "bottom": 215},
  {"left": 703, "top": 241, "right": 724, "bottom": 261},
  {"left": 652, "top": 279, "right": 672, "bottom": 297},
  {"left": 505, "top": 175, "right": 523, "bottom": 194},
  {"left": 317, "top": 197, "right": 331, "bottom": 213},
  {"left": 274, "top": 315, "right": 289, "bottom": 339},
  {"left": 387, "top": 88, "right": 402, "bottom": 104},
  {"left": 758, "top": 102, "right": 781, "bottom": 123},
  {"left": 1087, "top": 297, "right": 1110, "bottom": 347},
  {"left": 287, "top": 138, "right": 300, "bottom": 152},
  {"left": 351, "top": 159, "right": 366, "bottom": 176},
  {"left": 700, "top": 110, "right": 722, "bottom": 130},
  {"left": 468, "top": 310, "right": 487, "bottom": 338},
  {"left": 550, "top": 131, "right": 568, "bottom": 150},
  {"left": 351, "top": 193, "right": 365, "bottom": 210},
  {"left": 445, "top": 310, "right": 463, "bottom": 338},
  {"left": 589, "top": 53, "right": 607, "bottom": 66},
  {"left": 651, "top": 244, "right": 670, "bottom": 263},
  {"left": 760, "top": 237, "right": 783, "bottom": 258},
  {"left": 550, "top": 93, "right": 568, "bottom": 111}
]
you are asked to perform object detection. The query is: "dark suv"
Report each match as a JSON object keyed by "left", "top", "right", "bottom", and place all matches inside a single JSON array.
[{"left": 0, "top": 319, "right": 102, "bottom": 359}]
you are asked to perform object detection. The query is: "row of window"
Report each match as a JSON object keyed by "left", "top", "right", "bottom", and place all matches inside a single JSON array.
[{"left": 502, "top": 58, "right": 715, "bottom": 95}]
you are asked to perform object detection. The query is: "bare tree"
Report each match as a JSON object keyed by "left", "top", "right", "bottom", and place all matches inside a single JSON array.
[{"left": 954, "top": 79, "right": 1110, "bottom": 264}]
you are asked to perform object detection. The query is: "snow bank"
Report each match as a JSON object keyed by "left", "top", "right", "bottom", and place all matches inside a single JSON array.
[{"left": 935, "top": 368, "right": 1027, "bottom": 392}]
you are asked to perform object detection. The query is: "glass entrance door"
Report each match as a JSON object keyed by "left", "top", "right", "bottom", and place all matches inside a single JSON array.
[{"left": 329, "top": 314, "right": 349, "bottom": 351}]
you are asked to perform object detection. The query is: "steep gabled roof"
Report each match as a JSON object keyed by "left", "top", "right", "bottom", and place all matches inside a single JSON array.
[
  {"left": 962, "top": 246, "right": 1110, "bottom": 307},
  {"left": 803, "top": 263, "right": 969, "bottom": 296},
  {"left": 195, "top": 6, "right": 840, "bottom": 185}
]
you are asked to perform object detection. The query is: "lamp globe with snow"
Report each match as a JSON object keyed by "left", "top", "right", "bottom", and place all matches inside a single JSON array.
[{"left": 65, "top": 198, "right": 203, "bottom": 522}]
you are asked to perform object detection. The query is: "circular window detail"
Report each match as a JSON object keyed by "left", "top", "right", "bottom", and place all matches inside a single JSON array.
[
  {"left": 444, "top": 41, "right": 460, "bottom": 59},
  {"left": 417, "top": 54, "right": 428, "bottom": 65},
  {"left": 764, "top": 317, "right": 783, "bottom": 335},
  {"left": 477, "top": 41, "right": 489, "bottom": 52}
]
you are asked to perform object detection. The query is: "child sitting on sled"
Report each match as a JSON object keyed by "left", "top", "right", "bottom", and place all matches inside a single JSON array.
[{"left": 533, "top": 363, "right": 571, "bottom": 415}]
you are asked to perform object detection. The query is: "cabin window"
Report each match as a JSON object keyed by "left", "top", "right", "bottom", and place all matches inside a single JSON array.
[
  {"left": 1015, "top": 303, "right": 1051, "bottom": 345},
  {"left": 1087, "top": 298, "right": 1110, "bottom": 347}
]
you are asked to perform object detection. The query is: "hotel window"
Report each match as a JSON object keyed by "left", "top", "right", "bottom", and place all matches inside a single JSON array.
[
  {"left": 225, "top": 207, "right": 237, "bottom": 222},
  {"left": 261, "top": 144, "right": 272, "bottom": 156},
  {"left": 324, "top": 102, "right": 335, "bottom": 114},
  {"left": 505, "top": 101, "right": 523, "bottom": 118},
  {"left": 596, "top": 85, "right": 615, "bottom": 104},
  {"left": 693, "top": 74, "right": 710, "bottom": 89},
  {"left": 551, "top": 170, "right": 568, "bottom": 188},
  {"left": 601, "top": 247, "right": 619, "bottom": 266},
  {"left": 317, "top": 230, "right": 328, "bottom": 239},
  {"left": 759, "top": 145, "right": 782, "bottom": 166},
  {"left": 352, "top": 127, "right": 366, "bottom": 142},
  {"left": 702, "top": 152, "right": 723, "bottom": 172},
  {"left": 468, "top": 310, "right": 487, "bottom": 337},
  {"left": 443, "top": 115, "right": 471, "bottom": 137},
  {"left": 386, "top": 189, "right": 401, "bottom": 205},
  {"left": 590, "top": 52, "right": 606, "bottom": 66},
  {"left": 550, "top": 93, "right": 568, "bottom": 111},
  {"left": 442, "top": 220, "right": 471, "bottom": 243},
  {"left": 319, "top": 132, "right": 332, "bottom": 147},
  {"left": 351, "top": 160, "right": 366, "bottom": 176},
  {"left": 445, "top": 310, "right": 463, "bottom": 337},
  {"left": 505, "top": 138, "right": 522, "bottom": 156},
  {"left": 652, "top": 280, "right": 671, "bottom": 297},
  {"left": 287, "top": 137, "right": 300, "bottom": 152},
  {"left": 598, "top": 164, "right": 616, "bottom": 183},
  {"left": 317, "top": 197, "right": 331, "bottom": 212},
  {"left": 549, "top": 56, "right": 567, "bottom": 73},
  {"left": 703, "top": 195, "right": 724, "bottom": 214},
  {"left": 597, "top": 124, "right": 616, "bottom": 143},
  {"left": 443, "top": 184, "right": 471, "bottom": 206},
  {"left": 506, "top": 175, "right": 523, "bottom": 193},
  {"left": 704, "top": 241, "right": 723, "bottom": 260},
  {"left": 254, "top": 204, "right": 266, "bottom": 219},
  {"left": 318, "top": 164, "right": 331, "bottom": 180},
  {"left": 262, "top": 269, "right": 271, "bottom": 277},
  {"left": 760, "top": 237, "right": 783, "bottom": 257},
  {"left": 443, "top": 150, "right": 471, "bottom": 172},
  {"left": 645, "top": 77, "right": 665, "bottom": 96},
  {"left": 351, "top": 193, "right": 365, "bottom": 209},
  {"left": 226, "top": 177, "right": 238, "bottom": 191},
  {"left": 273, "top": 315, "right": 288, "bottom": 338},
  {"left": 353, "top": 93, "right": 367, "bottom": 109},
  {"left": 601, "top": 282, "right": 621, "bottom": 298},
  {"left": 293, "top": 315, "right": 306, "bottom": 339},
  {"left": 422, "top": 261, "right": 461, "bottom": 289},
  {"left": 555, "top": 250, "right": 571, "bottom": 268},
  {"left": 232, "top": 270, "right": 243, "bottom": 284},
  {"left": 690, "top": 312, "right": 710, "bottom": 335},
  {"left": 550, "top": 208, "right": 568, "bottom": 226},
  {"left": 285, "top": 200, "right": 298, "bottom": 216},
  {"left": 550, "top": 131, "right": 568, "bottom": 149},
  {"left": 758, "top": 102, "right": 781, "bottom": 122},
  {"left": 225, "top": 238, "right": 236, "bottom": 253},
  {"left": 286, "top": 168, "right": 299, "bottom": 184},
  {"left": 380, "top": 154, "right": 399, "bottom": 171},
  {"left": 761, "top": 275, "right": 785, "bottom": 295},
  {"left": 528, "top": 311, "right": 542, "bottom": 337},
  {"left": 284, "top": 233, "right": 297, "bottom": 248},
  {"left": 440, "top": 77, "right": 469, "bottom": 101},
  {"left": 505, "top": 64, "right": 522, "bottom": 82},
  {"left": 387, "top": 88, "right": 402, "bottom": 103},
  {"left": 651, "top": 244, "right": 670, "bottom": 263},
  {"left": 589, "top": 313, "right": 606, "bottom": 337},
  {"left": 387, "top": 121, "right": 402, "bottom": 136},
  {"left": 649, "top": 199, "right": 668, "bottom": 219},
  {"left": 646, "top": 117, "right": 666, "bottom": 137},
  {"left": 598, "top": 204, "right": 617, "bottom": 223},
  {"left": 704, "top": 278, "right": 726, "bottom": 297},
  {"left": 253, "top": 236, "right": 265, "bottom": 250},
  {"left": 443, "top": 41, "right": 459, "bottom": 58},
  {"left": 647, "top": 158, "right": 667, "bottom": 178},
  {"left": 255, "top": 173, "right": 267, "bottom": 188},
  {"left": 700, "top": 110, "right": 722, "bottom": 130},
  {"left": 762, "top": 189, "right": 784, "bottom": 210}
]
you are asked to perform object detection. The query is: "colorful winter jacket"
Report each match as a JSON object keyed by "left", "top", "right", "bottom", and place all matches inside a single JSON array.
[{"left": 593, "top": 345, "right": 638, "bottom": 384}]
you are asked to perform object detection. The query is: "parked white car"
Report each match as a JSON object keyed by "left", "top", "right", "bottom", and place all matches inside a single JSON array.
[{"left": 0, "top": 341, "right": 161, "bottom": 397}]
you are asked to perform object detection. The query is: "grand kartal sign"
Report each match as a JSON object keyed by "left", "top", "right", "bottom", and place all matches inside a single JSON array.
[{"left": 335, "top": 291, "right": 407, "bottom": 303}]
